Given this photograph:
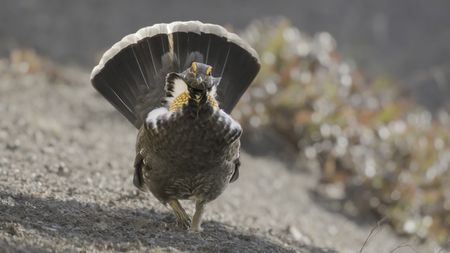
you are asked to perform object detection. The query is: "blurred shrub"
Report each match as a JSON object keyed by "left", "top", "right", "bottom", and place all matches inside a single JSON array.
[{"left": 236, "top": 18, "right": 450, "bottom": 246}]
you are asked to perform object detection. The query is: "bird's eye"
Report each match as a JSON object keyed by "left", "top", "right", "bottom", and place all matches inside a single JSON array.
[
  {"left": 191, "top": 62, "right": 198, "bottom": 74},
  {"left": 206, "top": 66, "right": 212, "bottom": 76}
]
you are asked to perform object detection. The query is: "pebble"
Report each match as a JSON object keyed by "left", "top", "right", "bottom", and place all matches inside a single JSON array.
[
  {"left": 287, "top": 225, "right": 312, "bottom": 245},
  {"left": 0, "top": 196, "right": 15, "bottom": 206},
  {"left": 95, "top": 221, "right": 108, "bottom": 231},
  {"left": 6, "top": 140, "right": 20, "bottom": 151},
  {"left": 5, "top": 223, "right": 23, "bottom": 237},
  {"left": 57, "top": 162, "right": 70, "bottom": 176},
  {"left": 0, "top": 157, "right": 9, "bottom": 166},
  {"left": 41, "top": 145, "right": 55, "bottom": 154}
]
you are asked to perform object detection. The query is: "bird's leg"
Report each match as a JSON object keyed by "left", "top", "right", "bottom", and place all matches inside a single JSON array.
[
  {"left": 191, "top": 200, "right": 206, "bottom": 232},
  {"left": 168, "top": 199, "right": 191, "bottom": 229}
]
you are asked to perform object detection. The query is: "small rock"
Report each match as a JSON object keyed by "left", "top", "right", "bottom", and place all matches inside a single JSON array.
[
  {"left": 5, "top": 223, "right": 23, "bottom": 237},
  {"left": 42, "top": 225, "right": 59, "bottom": 232},
  {"left": 107, "top": 161, "right": 116, "bottom": 169},
  {"left": 67, "top": 187, "right": 76, "bottom": 196},
  {"left": 27, "top": 154, "right": 38, "bottom": 162},
  {"left": 32, "top": 173, "right": 42, "bottom": 181},
  {"left": 41, "top": 145, "right": 55, "bottom": 154},
  {"left": 0, "top": 196, "right": 15, "bottom": 206},
  {"left": 57, "top": 162, "right": 70, "bottom": 176},
  {"left": 287, "top": 225, "right": 312, "bottom": 245},
  {"left": 5, "top": 140, "right": 20, "bottom": 151},
  {"left": 0, "top": 157, "right": 9, "bottom": 166},
  {"left": 95, "top": 221, "right": 108, "bottom": 231}
]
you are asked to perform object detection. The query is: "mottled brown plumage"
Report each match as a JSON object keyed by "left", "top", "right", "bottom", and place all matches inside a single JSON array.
[{"left": 134, "top": 95, "right": 241, "bottom": 230}]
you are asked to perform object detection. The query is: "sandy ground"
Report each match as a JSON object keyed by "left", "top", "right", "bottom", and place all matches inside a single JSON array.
[{"left": 0, "top": 60, "right": 444, "bottom": 253}]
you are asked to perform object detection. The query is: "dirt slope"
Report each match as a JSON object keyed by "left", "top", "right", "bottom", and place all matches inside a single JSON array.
[{"left": 0, "top": 59, "right": 440, "bottom": 253}]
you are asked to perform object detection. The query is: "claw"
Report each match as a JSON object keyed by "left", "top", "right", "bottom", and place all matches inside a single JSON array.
[
  {"left": 168, "top": 199, "right": 191, "bottom": 230},
  {"left": 176, "top": 215, "right": 191, "bottom": 229}
]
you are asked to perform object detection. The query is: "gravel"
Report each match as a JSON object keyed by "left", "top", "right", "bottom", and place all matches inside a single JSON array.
[{"left": 0, "top": 59, "right": 442, "bottom": 252}]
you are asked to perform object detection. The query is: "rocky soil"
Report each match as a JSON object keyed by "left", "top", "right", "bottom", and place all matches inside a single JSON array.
[{"left": 0, "top": 59, "right": 442, "bottom": 252}]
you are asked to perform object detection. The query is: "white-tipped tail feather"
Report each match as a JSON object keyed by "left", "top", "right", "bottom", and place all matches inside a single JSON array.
[{"left": 91, "top": 21, "right": 260, "bottom": 128}]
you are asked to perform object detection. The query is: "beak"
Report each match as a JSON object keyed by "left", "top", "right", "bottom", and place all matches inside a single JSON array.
[
  {"left": 194, "top": 93, "right": 203, "bottom": 102},
  {"left": 196, "top": 76, "right": 204, "bottom": 86}
]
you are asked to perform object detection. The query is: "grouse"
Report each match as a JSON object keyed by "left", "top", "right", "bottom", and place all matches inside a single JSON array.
[{"left": 91, "top": 21, "right": 260, "bottom": 231}]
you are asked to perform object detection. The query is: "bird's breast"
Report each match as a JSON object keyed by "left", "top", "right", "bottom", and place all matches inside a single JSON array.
[{"left": 145, "top": 107, "right": 236, "bottom": 167}]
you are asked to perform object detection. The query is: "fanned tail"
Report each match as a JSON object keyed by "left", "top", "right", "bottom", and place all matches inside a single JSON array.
[{"left": 91, "top": 21, "right": 260, "bottom": 128}]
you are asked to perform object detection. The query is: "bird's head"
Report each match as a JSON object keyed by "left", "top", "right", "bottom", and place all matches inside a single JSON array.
[
  {"left": 182, "top": 62, "right": 220, "bottom": 103},
  {"left": 165, "top": 62, "right": 220, "bottom": 111}
]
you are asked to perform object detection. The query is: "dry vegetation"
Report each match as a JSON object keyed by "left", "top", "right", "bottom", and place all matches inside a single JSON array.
[{"left": 236, "top": 19, "right": 450, "bottom": 248}]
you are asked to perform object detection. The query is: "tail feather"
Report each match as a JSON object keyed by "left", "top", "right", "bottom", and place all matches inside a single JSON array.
[{"left": 91, "top": 21, "right": 260, "bottom": 128}]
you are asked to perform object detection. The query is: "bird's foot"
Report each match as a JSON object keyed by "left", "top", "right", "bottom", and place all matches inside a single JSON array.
[
  {"left": 175, "top": 215, "right": 191, "bottom": 230},
  {"left": 168, "top": 199, "right": 191, "bottom": 230},
  {"left": 190, "top": 200, "right": 206, "bottom": 232},
  {"left": 190, "top": 225, "right": 203, "bottom": 232}
]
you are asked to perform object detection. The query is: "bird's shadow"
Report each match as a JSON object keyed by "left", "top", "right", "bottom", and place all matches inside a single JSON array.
[{"left": 0, "top": 191, "right": 331, "bottom": 253}]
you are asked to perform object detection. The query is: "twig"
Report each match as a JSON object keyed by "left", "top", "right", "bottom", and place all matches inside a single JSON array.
[
  {"left": 389, "top": 241, "right": 419, "bottom": 253},
  {"left": 359, "top": 217, "right": 387, "bottom": 253}
]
